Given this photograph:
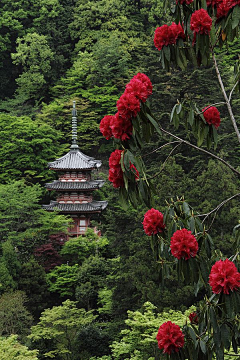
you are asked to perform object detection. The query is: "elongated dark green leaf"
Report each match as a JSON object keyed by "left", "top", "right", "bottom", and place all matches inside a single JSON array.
[
  {"left": 232, "top": 5, "right": 240, "bottom": 29},
  {"left": 146, "top": 113, "right": 162, "bottom": 136}
]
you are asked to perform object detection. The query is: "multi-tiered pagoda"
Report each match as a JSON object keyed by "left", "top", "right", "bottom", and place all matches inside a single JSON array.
[{"left": 43, "top": 102, "right": 108, "bottom": 236}]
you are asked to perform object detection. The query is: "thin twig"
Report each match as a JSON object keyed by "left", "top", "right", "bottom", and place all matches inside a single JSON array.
[
  {"left": 143, "top": 141, "right": 181, "bottom": 157},
  {"left": 148, "top": 142, "right": 183, "bottom": 179},
  {"left": 229, "top": 80, "right": 239, "bottom": 104},
  {"left": 159, "top": 127, "right": 240, "bottom": 177},
  {"left": 198, "top": 193, "right": 240, "bottom": 220},
  {"left": 202, "top": 102, "right": 226, "bottom": 113}
]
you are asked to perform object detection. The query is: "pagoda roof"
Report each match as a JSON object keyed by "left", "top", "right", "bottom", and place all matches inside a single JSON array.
[
  {"left": 48, "top": 149, "right": 101, "bottom": 171},
  {"left": 43, "top": 200, "right": 108, "bottom": 213},
  {"left": 45, "top": 180, "right": 105, "bottom": 191}
]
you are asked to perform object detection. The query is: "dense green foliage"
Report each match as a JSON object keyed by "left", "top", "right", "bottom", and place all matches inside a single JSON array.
[{"left": 0, "top": 0, "right": 239, "bottom": 358}]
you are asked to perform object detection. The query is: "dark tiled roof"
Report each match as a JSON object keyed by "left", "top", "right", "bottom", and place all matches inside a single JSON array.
[
  {"left": 43, "top": 200, "right": 108, "bottom": 213},
  {"left": 45, "top": 180, "right": 105, "bottom": 191},
  {"left": 48, "top": 149, "right": 101, "bottom": 170}
]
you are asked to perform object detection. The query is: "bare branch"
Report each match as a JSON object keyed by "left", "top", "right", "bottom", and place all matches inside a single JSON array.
[
  {"left": 159, "top": 127, "right": 240, "bottom": 177},
  {"left": 229, "top": 80, "right": 239, "bottom": 104},
  {"left": 143, "top": 141, "right": 181, "bottom": 157},
  {"left": 211, "top": 51, "right": 240, "bottom": 143},
  {"left": 147, "top": 141, "right": 183, "bottom": 179}
]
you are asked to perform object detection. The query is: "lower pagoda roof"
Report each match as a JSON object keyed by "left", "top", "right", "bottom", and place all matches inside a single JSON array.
[
  {"left": 43, "top": 200, "right": 108, "bottom": 213},
  {"left": 45, "top": 180, "right": 105, "bottom": 191}
]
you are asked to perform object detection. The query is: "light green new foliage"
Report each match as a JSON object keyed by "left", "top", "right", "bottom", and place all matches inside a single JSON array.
[
  {"left": 28, "top": 300, "right": 96, "bottom": 360},
  {"left": 110, "top": 302, "right": 196, "bottom": 360},
  {"left": 0, "top": 335, "right": 38, "bottom": 360}
]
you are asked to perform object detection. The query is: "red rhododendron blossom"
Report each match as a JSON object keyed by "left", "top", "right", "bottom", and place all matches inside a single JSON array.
[
  {"left": 209, "top": 259, "right": 240, "bottom": 294},
  {"left": 190, "top": 9, "right": 212, "bottom": 35},
  {"left": 154, "top": 23, "right": 185, "bottom": 51},
  {"left": 176, "top": 0, "right": 193, "bottom": 5},
  {"left": 207, "top": 0, "right": 220, "bottom": 6},
  {"left": 143, "top": 208, "right": 165, "bottom": 236},
  {"left": 110, "top": 112, "right": 133, "bottom": 141},
  {"left": 125, "top": 78, "right": 149, "bottom": 103},
  {"left": 189, "top": 312, "right": 199, "bottom": 324},
  {"left": 100, "top": 115, "right": 113, "bottom": 140},
  {"left": 109, "top": 149, "right": 123, "bottom": 167},
  {"left": 170, "top": 22, "right": 185, "bottom": 40},
  {"left": 202, "top": 106, "right": 221, "bottom": 129},
  {"left": 108, "top": 166, "right": 124, "bottom": 188},
  {"left": 154, "top": 25, "right": 175, "bottom": 50},
  {"left": 170, "top": 228, "right": 198, "bottom": 260},
  {"left": 133, "top": 73, "right": 153, "bottom": 97},
  {"left": 156, "top": 321, "right": 185, "bottom": 354},
  {"left": 216, "top": 0, "right": 235, "bottom": 18},
  {"left": 130, "top": 162, "right": 140, "bottom": 179},
  {"left": 108, "top": 150, "right": 124, "bottom": 188},
  {"left": 117, "top": 92, "right": 140, "bottom": 119}
]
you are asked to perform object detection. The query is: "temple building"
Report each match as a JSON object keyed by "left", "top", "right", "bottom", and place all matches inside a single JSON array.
[{"left": 43, "top": 101, "right": 108, "bottom": 236}]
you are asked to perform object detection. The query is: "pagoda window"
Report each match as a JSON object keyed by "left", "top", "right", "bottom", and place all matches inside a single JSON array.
[{"left": 79, "top": 218, "right": 87, "bottom": 234}]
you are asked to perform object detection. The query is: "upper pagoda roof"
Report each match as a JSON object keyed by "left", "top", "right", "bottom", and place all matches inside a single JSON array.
[
  {"left": 45, "top": 179, "right": 105, "bottom": 191},
  {"left": 48, "top": 149, "right": 102, "bottom": 171},
  {"left": 43, "top": 200, "right": 108, "bottom": 213}
]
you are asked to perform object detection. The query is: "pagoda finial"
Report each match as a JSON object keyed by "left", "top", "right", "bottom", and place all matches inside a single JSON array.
[{"left": 71, "top": 101, "right": 79, "bottom": 149}]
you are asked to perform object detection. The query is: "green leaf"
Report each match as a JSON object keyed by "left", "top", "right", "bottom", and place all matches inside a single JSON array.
[
  {"left": 210, "top": 23, "right": 216, "bottom": 45},
  {"left": 200, "top": 339, "right": 207, "bottom": 354},
  {"left": 163, "top": 45, "right": 171, "bottom": 62},
  {"left": 170, "top": 104, "right": 177, "bottom": 122},
  {"left": 232, "top": 5, "right": 240, "bottom": 29},
  {"left": 188, "top": 109, "right": 194, "bottom": 126},
  {"left": 146, "top": 113, "right": 162, "bottom": 136}
]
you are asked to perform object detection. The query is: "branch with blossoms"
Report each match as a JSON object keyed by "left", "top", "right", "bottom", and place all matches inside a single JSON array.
[{"left": 99, "top": 1, "right": 240, "bottom": 359}]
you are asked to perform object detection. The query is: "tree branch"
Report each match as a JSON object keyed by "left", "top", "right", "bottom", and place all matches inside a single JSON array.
[
  {"left": 211, "top": 51, "right": 240, "bottom": 143},
  {"left": 158, "top": 126, "right": 240, "bottom": 177}
]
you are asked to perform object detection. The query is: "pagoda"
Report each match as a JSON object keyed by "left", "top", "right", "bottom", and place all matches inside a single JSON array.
[{"left": 43, "top": 101, "right": 108, "bottom": 236}]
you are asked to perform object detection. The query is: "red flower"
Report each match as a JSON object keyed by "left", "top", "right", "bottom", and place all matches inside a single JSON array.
[
  {"left": 154, "top": 25, "right": 175, "bottom": 50},
  {"left": 156, "top": 321, "right": 185, "bottom": 354},
  {"left": 176, "top": 0, "right": 193, "bottom": 5},
  {"left": 130, "top": 162, "right": 140, "bottom": 179},
  {"left": 190, "top": 9, "right": 212, "bottom": 35},
  {"left": 189, "top": 312, "right": 199, "bottom": 324},
  {"left": 202, "top": 106, "right": 221, "bottom": 129},
  {"left": 109, "top": 149, "right": 123, "bottom": 167},
  {"left": 108, "top": 166, "right": 124, "bottom": 188},
  {"left": 110, "top": 112, "right": 133, "bottom": 141},
  {"left": 143, "top": 208, "right": 165, "bottom": 236},
  {"left": 209, "top": 259, "right": 240, "bottom": 294},
  {"left": 108, "top": 150, "right": 124, "bottom": 188},
  {"left": 170, "top": 229, "right": 198, "bottom": 260},
  {"left": 154, "top": 23, "right": 185, "bottom": 51},
  {"left": 100, "top": 115, "right": 113, "bottom": 140},
  {"left": 217, "top": 0, "right": 235, "bottom": 18},
  {"left": 125, "top": 78, "right": 149, "bottom": 103},
  {"left": 133, "top": 73, "right": 153, "bottom": 97},
  {"left": 170, "top": 22, "right": 185, "bottom": 40},
  {"left": 117, "top": 92, "right": 140, "bottom": 119}
]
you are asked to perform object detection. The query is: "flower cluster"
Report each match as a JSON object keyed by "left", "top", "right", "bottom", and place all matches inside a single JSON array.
[
  {"left": 143, "top": 208, "right": 165, "bottom": 236},
  {"left": 156, "top": 321, "right": 185, "bottom": 354},
  {"left": 154, "top": 22, "right": 185, "bottom": 51},
  {"left": 190, "top": 9, "right": 212, "bottom": 35},
  {"left": 207, "top": 0, "right": 239, "bottom": 18},
  {"left": 170, "top": 228, "right": 198, "bottom": 260},
  {"left": 209, "top": 259, "right": 240, "bottom": 294},
  {"left": 100, "top": 73, "right": 152, "bottom": 142},
  {"left": 189, "top": 312, "right": 199, "bottom": 324},
  {"left": 202, "top": 106, "right": 221, "bottom": 129},
  {"left": 108, "top": 150, "right": 124, "bottom": 188}
]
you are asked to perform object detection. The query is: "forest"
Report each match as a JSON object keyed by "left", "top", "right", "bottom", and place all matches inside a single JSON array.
[{"left": 0, "top": 0, "right": 239, "bottom": 359}]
